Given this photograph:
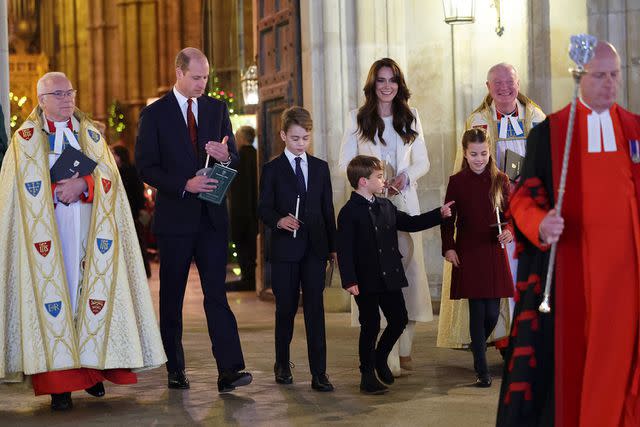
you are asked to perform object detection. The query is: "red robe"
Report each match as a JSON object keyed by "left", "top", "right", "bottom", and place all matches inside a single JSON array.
[{"left": 498, "top": 102, "right": 640, "bottom": 426}]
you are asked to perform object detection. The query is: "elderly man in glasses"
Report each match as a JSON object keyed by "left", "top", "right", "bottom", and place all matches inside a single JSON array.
[{"left": 0, "top": 72, "right": 166, "bottom": 410}]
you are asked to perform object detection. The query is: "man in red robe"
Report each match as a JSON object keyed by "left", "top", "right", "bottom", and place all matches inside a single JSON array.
[{"left": 497, "top": 41, "right": 640, "bottom": 426}]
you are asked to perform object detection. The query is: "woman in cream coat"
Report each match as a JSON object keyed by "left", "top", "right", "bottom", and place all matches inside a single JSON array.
[{"left": 339, "top": 58, "right": 432, "bottom": 376}]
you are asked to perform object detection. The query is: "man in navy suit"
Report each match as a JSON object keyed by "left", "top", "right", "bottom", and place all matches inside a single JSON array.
[
  {"left": 135, "top": 47, "right": 251, "bottom": 393},
  {"left": 258, "top": 107, "right": 336, "bottom": 391}
]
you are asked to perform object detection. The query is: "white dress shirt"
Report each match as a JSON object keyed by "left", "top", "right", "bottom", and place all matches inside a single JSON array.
[
  {"left": 284, "top": 148, "right": 308, "bottom": 187},
  {"left": 173, "top": 86, "right": 198, "bottom": 126}
]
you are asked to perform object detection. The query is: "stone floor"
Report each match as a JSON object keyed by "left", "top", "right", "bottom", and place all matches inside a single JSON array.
[{"left": 0, "top": 263, "right": 503, "bottom": 426}]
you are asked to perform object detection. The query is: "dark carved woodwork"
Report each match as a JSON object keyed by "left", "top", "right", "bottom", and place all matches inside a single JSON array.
[{"left": 256, "top": 0, "right": 302, "bottom": 294}]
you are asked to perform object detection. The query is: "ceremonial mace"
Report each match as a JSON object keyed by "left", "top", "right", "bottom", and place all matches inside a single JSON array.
[{"left": 538, "top": 34, "right": 597, "bottom": 313}]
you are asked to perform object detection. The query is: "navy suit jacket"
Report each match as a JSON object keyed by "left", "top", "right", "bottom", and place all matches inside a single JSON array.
[
  {"left": 337, "top": 192, "right": 442, "bottom": 295},
  {"left": 135, "top": 90, "right": 239, "bottom": 235},
  {"left": 258, "top": 152, "right": 336, "bottom": 263}
]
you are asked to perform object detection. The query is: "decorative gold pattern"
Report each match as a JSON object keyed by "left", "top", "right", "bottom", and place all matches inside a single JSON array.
[{"left": 0, "top": 107, "right": 166, "bottom": 382}]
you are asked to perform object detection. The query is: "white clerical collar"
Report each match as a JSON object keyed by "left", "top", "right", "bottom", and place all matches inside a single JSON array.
[
  {"left": 42, "top": 112, "right": 81, "bottom": 154},
  {"left": 284, "top": 148, "right": 307, "bottom": 164},
  {"left": 494, "top": 101, "right": 524, "bottom": 139},
  {"left": 580, "top": 99, "right": 617, "bottom": 153}
]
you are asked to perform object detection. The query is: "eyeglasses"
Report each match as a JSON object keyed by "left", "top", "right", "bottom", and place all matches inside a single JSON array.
[{"left": 39, "top": 89, "right": 77, "bottom": 100}]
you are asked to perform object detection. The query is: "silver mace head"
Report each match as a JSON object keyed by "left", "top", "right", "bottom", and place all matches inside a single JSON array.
[
  {"left": 537, "top": 34, "right": 597, "bottom": 315},
  {"left": 569, "top": 34, "right": 598, "bottom": 80}
]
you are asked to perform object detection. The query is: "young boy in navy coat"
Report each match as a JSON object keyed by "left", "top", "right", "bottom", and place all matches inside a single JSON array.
[
  {"left": 258, "top": 107, "right": 336, "bottom": 392},
  {"left": 337, "top": 155, "right": 453, "bottom": 394}
]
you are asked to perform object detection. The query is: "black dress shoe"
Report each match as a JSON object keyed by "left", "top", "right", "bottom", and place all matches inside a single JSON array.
[
  {"left": 360, "top": 372, "right": 388, "bottom": 395},
  {"left": 475, "top": 374, "right": 492, "bottom": 388},
  {"left": 51, "top": 392, "right": 73, "bottom": 411},
  {"left": 274, "top": 362, "right": 293, "bottom": 384},
  {"left": 168, "top": 370, "right": 190, "bottom": 389},
  {"left": 375, "top": 357, "right": 395, "bottom": 385},
  {"left": 218, "top": 371, "right": 253, "bottom": 393},
  {"left": 85, "top": 382, "right": 105, "bottom": 397},
  {"left": 311, "top": 374, "right": 334, "bottom": 392}
]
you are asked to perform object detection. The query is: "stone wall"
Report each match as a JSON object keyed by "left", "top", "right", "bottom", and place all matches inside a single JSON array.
[
  {"left": 588, "top": 0, "right": 640, "bottom": 112},
  {"left": 301, "top": 0, "right": 534, "bottom": 308}
]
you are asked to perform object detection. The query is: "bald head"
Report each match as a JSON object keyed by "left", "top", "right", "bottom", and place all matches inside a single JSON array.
[
  {"left": 175, "top": 47, "right": 210, "bottom": 98},
  {"left": 580, "top": 41, "right": 621, "bottom": 112},
  {"left": 486, "top": 63, "right": 520, "bottom": 114}
]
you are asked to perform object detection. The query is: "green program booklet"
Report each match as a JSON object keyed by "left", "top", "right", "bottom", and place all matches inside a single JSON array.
[{"left": 197, "top": 163, "right": 237, "bottom": 205}]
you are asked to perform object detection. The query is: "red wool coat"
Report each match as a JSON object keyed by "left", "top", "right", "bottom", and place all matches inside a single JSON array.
[{"left": 441, "top": 167, "right": 514, "bottom": 299}]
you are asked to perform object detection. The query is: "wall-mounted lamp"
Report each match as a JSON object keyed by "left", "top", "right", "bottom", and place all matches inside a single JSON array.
[
  {"left": 241, "top": 64, "right": 259, "bottom": 106},
  {"left": 491, "top": 0, "right": 504, "bottom": 37},
  {"left": 442, "top": 0, "right": 475, "bottom": 24}
]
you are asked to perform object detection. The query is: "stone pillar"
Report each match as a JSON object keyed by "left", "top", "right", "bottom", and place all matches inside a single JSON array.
[
  {"left": 588, "top": 0, "right": 640, "bottom": 112},
  {"left": 117, "top": 0, "right": 161, "bottom": 145},
  {"left": 527, "top": 0, "right": 552, "bottom": 113},
  {"left": 88, "top": 0, "right": 108, "bottom": 122},
  {"left": 300, "top": 0, "right": 361, "bottom": 312},
  {"left": 156, "top": 0, "right": 181, "bottom": 94},
  {"left": 0, "top": 0, "right": 9, "bottom": 137},
  {"left": 56, "top": 0, "right": 91, "bottom": 112}
]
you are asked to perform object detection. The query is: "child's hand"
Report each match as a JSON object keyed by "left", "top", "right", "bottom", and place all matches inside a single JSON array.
[
  {"left": 440, "top": 201, "right": 455, "bottom": 218},
  {"left": 444, "top": 249, "right": 461, "bottom": 267},
  {"left": 498, "top": 229, "right": 513, "bottom": 245},
  {"left": 346, "top": 284, "right": 360, "bottom": 296},
  {"left": 277, "top": 215, "right": 300, "bottom": 231}
]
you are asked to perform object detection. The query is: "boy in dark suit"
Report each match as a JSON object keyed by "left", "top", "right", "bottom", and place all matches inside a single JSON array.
[
  {"left": 337, "top": 155, "right": 453, "bottom": 394},
  {"left": 258, "top": 107, "right": 336, "bottom": 392}
]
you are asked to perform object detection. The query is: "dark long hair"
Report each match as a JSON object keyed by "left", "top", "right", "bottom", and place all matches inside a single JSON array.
[
  {"left": 356, "top": 58, "right": 418, "bottom": 145},
  {"left": 460, "top": 128, "right": 504, "bottom": 211}
]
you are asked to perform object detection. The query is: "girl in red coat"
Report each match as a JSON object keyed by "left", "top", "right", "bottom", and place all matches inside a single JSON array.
[{"left": 441, "top": 128, "right": 514, "bottom": 387}]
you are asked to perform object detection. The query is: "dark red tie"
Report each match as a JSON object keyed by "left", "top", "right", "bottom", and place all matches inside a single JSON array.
[{"left": 187, "top": 98, "right": 197, "bottom": 154}]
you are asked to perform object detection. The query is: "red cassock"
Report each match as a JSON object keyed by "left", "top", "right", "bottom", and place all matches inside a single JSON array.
[
  {"left": 441, "top": 167, "right": 514, "bottom": 300},
  {"left": 32, "top": 369, "right": 137, "bottom": 395},
  {"left": 498, "top": 102, "right": 640, "bottom": 426}
]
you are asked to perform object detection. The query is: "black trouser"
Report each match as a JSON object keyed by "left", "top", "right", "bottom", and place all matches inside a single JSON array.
[
  {"left": 468, "top": 298, "right": 500, "bottom": 376},
  {"left": 354, "top": 290, "right": 408, "bottom": 374},
  {"left": 157, "top": 215, "right": 245, "bottom": 375},
  {"left": 271, "top": 251, "right": 327, "bottom": 376},
  {"left": 231, "top": 215, "right": 257, "bottom": 284}
]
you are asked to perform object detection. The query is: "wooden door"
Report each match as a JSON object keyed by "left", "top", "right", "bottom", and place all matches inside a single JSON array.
[{"left": 256, "top": 0, "right": 302, "bottom": 296}]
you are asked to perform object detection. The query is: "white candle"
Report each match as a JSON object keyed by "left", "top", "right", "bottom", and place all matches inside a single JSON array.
[
  {"left": 496, "top": 206, "right": 504, "bottom": 249},
  {"left": 205, "top": 154, "right": 211, "bottom": 169},
  {"left": 293, "top": 195, "right": 300, "bottom": 238}
]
